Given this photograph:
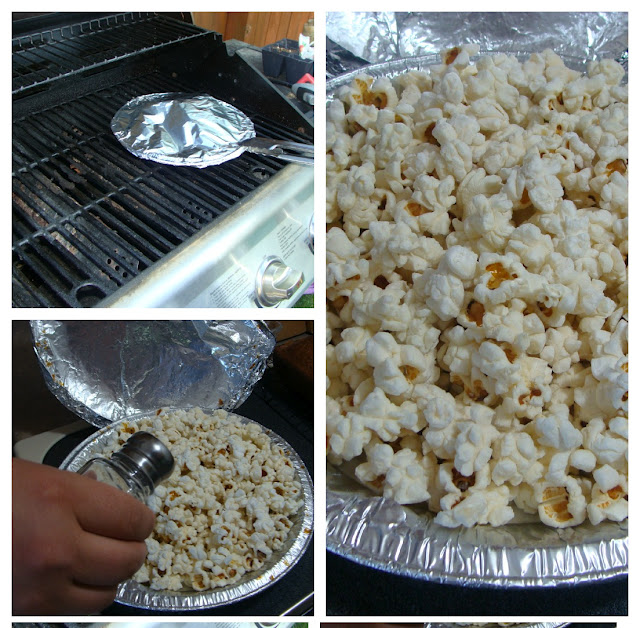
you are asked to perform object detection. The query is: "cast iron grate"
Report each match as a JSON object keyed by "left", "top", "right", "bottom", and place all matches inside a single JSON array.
[
  {"left": 12, "top": 12, "right": 207, "bottom": 94},
  {"left": 13, "top": 70, "right": 310, "bottom": 307}
]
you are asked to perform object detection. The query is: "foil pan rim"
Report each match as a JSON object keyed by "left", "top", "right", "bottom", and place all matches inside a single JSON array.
[
  {"left": 61, "top": 409, "right": 313, "bottom": 610},
  {"left": 327, "top": 465, "right": 627, "bottom": 587},
  {"left": 327, "top": 49, "right": 607, "bottom": 97}
]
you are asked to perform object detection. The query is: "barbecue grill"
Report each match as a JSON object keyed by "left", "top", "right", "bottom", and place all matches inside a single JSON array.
[{"left": 12, "top": 13, "right": 314, "bottom": 308}]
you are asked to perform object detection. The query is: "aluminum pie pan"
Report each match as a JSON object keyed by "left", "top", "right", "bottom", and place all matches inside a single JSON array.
[
  {"left": 326, "top": 49, "right": 627, "bottom": 587},
  {"left": 326, "top": 49, "right": 601, "bottom": 97},
  {"left": 327, "top": 464, "right": 627, "bottom": 587},
  {"left": 60, "top": 409, "right": 314, "bottom": 610}
]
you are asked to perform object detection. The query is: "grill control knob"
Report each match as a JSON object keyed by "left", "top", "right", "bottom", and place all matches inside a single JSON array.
[{"left": 256, "top": 256, "right": 304, "bottom": 307}]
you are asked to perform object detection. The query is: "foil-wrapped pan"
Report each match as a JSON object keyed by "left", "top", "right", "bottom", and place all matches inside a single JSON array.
[
  {"left": 61, "top": 411, "right": 314, "bottom": 610},
  {"left": 111, "top": 93, "right": 254, "bottom": 167},
  {"left": 327, "top": 464, "right": 627, "bottom": 586},
  {"left": 31, "top": 320, "right": 275, "bottom": 428},
  {"left": 111, "top": 93, "right": 313, "bottom": 167},
  {"left": 326, "top": 51, "right": 628, "bottom": 587}
]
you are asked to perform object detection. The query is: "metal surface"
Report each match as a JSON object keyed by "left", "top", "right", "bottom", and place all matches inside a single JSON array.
[
  {"left": 60, "top": 411, "right": 314, "bottom": 610},
  {"left": 242, "top": 138, "right": 314, "bottom": 165},
  {"left": 255, "top": 257, "right": 305, "bottom": 307},
  {"left": 111, "top": 431, "right": 175, "bottom": 486},
  {"left": 31, "top": 320, "right": 276, "bottom": 427},
  {"left": 112, "top": 92, "right": 314, "bottom": 167},
  {"left": 12, "top": 12, "right": 208, "bottom": 95},
  {"left": 12, "top": 12, "right": 313, "bottom": 307},
  {"left": 326, "top": 50, "right": 628, "bottom": 587},
  {"left": 281, "top": 592, "right": 314, "bottom": 616},
  {"left": 99, "top": 166, "right": 314, "bottom": 308}
]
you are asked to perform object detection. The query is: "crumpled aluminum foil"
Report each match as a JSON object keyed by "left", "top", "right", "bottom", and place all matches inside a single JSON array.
[
  {"left": 111, "top": 93, "right": 256, "bottom": 168},
  {"left": 326, "top": 12, "right": 628, "bottom": 77},
  {"left": 31, "top": 320, "right": 275, "bottom": 427},
  {"left": 61, "top": 411, "right": 313, "bottom": 610}
]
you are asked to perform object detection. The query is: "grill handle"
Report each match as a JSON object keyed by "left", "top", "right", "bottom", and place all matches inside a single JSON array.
[{"left": 241, "top": 137, "right": 314, "bottom": 165}]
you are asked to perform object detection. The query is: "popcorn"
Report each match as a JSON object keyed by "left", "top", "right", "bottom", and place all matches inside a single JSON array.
[
  {"left": 417, "top": 269, "right": 465, "bottom": 321},
  {"left": 536, "top": 479, "right": 586, "bottom": 528},
  {"left": 354, "top": 386, "right": 425, "bottom": 441},
  {"left": 356, "top": 445, "right": 433, "bottom": 504},
  {"left": 104, "top": 408, "right": 304, "bottom": 591},
  {"left": 587, "top": 480, "right": 628, "bottom": 525},
  {"left": 366, "top": 331, "right": 435, "bottom": 395},
  {"left": 327, "top": 48, "right": 627, "bottom": 529}
]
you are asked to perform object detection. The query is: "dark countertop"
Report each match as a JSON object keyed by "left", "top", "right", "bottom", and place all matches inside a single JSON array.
[{"left": 327, "top": 552, "right": 627, "bottom": 616}]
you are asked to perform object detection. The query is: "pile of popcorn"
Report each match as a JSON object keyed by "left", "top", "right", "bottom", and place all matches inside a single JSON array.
[
  {"left": 105, "top": 408, "right": 305, "bottom": 591},
  {"left": 326, "top": 45, "right": 627, "bottom": 528}
]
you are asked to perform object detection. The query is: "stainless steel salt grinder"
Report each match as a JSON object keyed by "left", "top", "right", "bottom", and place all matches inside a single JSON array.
[{"left": 77, "top": 431, "right": 174, "bottom": 501}]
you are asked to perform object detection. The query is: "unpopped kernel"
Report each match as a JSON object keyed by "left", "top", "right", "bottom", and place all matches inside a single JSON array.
[
  {"left": 104, "top": 408, "right": 304, "bottom": 590},
  {"left": 326, "top": 46, "right": 627, "bottom": 528}
]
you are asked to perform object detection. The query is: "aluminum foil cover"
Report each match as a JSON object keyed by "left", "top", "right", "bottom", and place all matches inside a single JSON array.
[
  {"left": 111, "top": 93, "right": 256, "bottom": 168},
  {"left": 61, "top": 411, "right": 313, "bottom": 610},
  {"left": 31, "top": 320, "right": 275, "bottom": 427},
  {"left": 326, "top": 18, "right": 628, "bottom": 587},
  {"left": 326, "top": 12, "right": 627, "bottom": 76}
]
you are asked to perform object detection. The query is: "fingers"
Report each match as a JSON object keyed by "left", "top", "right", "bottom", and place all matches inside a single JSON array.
[
  {"left": 68, "top": 473, "right": 156, "bottom": 541},
  {"left": 13, "top": 579, "right": 118, "bottom": 616},
  {"left": 72, "top": 533, "right": 148, "bottom": 587},
  {"left": 65, "top": 582, "right": 119, "bottom": 615}
]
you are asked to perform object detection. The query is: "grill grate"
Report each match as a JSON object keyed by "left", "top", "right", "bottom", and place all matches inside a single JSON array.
[
  {"left": 13, "top": 69, "right": 309, "bottom": 307},
  {"left": 12, "top": 13, "right": 207, "bottom": 94}
]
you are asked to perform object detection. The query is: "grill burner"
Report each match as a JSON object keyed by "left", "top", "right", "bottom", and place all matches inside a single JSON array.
[{"left": 12, "top": 13, "right": 313, "bottom": 307}]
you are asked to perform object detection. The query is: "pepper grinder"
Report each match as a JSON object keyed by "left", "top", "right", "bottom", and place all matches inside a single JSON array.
[{"left": 77, "top": 431, "right": 174, "bottom": 501}]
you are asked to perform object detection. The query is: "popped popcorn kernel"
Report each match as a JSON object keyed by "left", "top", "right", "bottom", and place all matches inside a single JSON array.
[
  {"left": 103, "top": 409, "right": 305, "bottom": 591},
  {"left": 327, "top": 47, "right": 627, "bottom": 529}
]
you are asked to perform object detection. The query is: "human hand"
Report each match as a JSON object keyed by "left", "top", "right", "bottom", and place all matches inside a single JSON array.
[{"left": 12, "top": 458, "right": 155, "bottom": 615}]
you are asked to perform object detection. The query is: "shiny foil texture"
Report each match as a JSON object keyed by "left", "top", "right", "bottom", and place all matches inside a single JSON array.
[
  {"left": 326, "top": 12, "right": 628, "bottom": 76},
  {"left": 111, "top": 93, "right": 256, "bottom": 167},
  {"left": 31, "top": 320, "right": 275, "bottom": 427}
]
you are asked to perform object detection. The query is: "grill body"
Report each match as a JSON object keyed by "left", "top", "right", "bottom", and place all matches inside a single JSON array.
[{"left": 13, "top": 13, "right": 314, "bottom": 307}]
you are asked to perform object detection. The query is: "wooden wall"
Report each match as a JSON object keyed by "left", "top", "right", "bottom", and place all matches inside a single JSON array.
[{"left": 192, "top": 12, "right": 313, "bottom": 48}]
